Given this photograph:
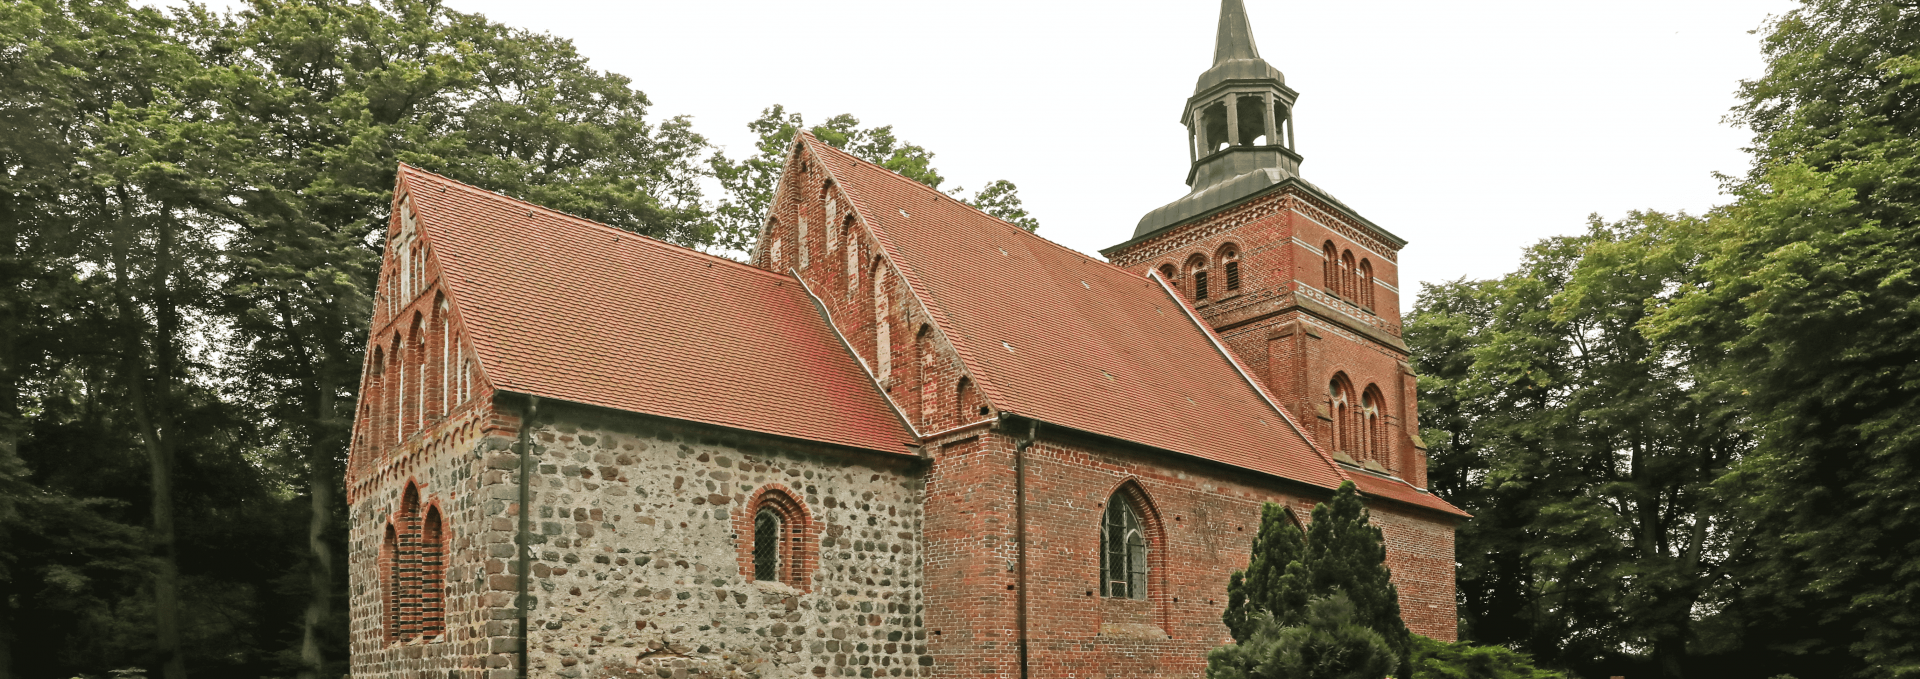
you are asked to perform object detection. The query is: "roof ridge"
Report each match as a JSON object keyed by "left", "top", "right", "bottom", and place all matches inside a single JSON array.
[
  {"left": 795, "top": 138, "right": 1146, "bottom": 281},
  {"left": 396, "top": 163, "right": 786, "bottom": 282}
]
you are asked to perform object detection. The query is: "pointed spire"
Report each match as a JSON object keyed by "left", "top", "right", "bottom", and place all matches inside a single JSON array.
[{"left": 1213, "top": 0, "right": 1261, "bottom": 64}]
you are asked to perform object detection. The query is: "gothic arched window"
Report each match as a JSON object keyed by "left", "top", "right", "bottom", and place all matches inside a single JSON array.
[{"left": 1101, "top": 492, "right": 1149, "bottom": 600}]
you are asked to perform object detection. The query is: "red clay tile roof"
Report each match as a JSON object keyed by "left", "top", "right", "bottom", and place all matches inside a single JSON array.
[
  {"left": 803, "top": 138, "right": 1349, "bottom": 490},
  {"left": 396, "top": 164, "right": 916, "bottom": 455},
  {"left": 803, "top": 137, "right": 1465, "bottom": 517}
]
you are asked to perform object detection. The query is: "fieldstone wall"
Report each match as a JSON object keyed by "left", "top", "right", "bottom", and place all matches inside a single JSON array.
[{"left": 523, "top": 403, "right": 930, "bottom": 679}]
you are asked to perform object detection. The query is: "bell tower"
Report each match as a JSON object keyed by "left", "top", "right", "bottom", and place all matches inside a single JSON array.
[
  {"left": 1182, "top": 0, "right": 1301, "bottom": 195},
  {"left": 1105, "top": 0, "right": 1428, "bottom": 488}
]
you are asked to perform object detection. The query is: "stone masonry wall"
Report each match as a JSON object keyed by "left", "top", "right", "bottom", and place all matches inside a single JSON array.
[
  {"left": 520, "top": 402, "right": 930, "bottom": 679},
  {"left": 348, "top": 399, "right": 521, "bottom": 679}
]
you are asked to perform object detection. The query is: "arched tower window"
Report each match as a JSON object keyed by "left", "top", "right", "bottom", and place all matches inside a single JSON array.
[
  {"left": 1185, "top": 253, "right": 1210, "bottom": 301},
  {"left": 743, "top": 487, "right": 813, "bottom": 589},
  {"left": 1323, "top": 242, "right": 1339, "bottom": 293},
  {"left": 1236, "top": 95, "right": 1270, "bottom": 146},
  {"left": 1341, "top": 251, "right": 1358, "bottom": 301},
  {"left": 1362, "top": 385, "right": 1388, "bottom": 470},
  {"left": 1218, "top": 244, "right": 1242, "bottom": 293},
  {"left": 1200, "top": 101, "right": 1230, "bottom": 154},
  {"left": 1357, "top": 259, "right": 1375, "bottom": 310},
  {"left": 1157, "top": 263, "right": 1177, "bottom": 285},
  {"left": 1101, "top": 488, "right": 1150, "bottom": 600},
  {"left": 1329, "top": 375, "right": 1355, "bottom": 456}
]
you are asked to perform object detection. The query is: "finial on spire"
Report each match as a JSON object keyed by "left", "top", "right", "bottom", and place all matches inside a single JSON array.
[{"left": 1213, "top": 0, "right": 1261, "bottom": 64}]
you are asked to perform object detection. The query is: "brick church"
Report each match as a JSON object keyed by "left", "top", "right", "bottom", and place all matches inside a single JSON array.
[{"left": 345, "top": 1, "right": 1465, "bottom": 677}]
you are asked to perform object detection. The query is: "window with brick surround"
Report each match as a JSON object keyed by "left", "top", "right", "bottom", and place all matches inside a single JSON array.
[
  {"left": 1218, "top": 244, "right": 1241, "bottom": 292},
  {"left": 1341, "top": 250, "right": 1358, "bottom": 301},
  {"left": 421, "top": 504, "right": 446, "bottom": 639},
  {"left": 1329, "top": 374, "right": 1356, "bottom": 458},
  {"left": 1185, "top": 253, "right": 1210, "bottom": 301},
  {"left": 1101, "top": 490, "right": 1149, "bottom": 600},
  {"left": 743, "top": 487, "right": 812, "bottom": 588},
  {"left": 754, "top": 509, "right": 781, "bottom": 581},
  {"left": 1357, "top": 259, "right": 1375, "bottom": 310},
  {"left": 1157, "top": 263, "right": 1177, "bottom": 286},
  {"left": 1323, "top": 241, "right": 1338, "bottom": 292},
  {"left": 383, "top": 483, "right": 446, "bottom": 644},
  {"left": 1363, "top": 385, "right": 1387, "bottom": 470}
]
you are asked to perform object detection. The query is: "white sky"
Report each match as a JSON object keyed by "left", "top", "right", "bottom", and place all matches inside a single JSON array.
[{"left": 174, "top": 0, "right": 1800, "bottom": 310}]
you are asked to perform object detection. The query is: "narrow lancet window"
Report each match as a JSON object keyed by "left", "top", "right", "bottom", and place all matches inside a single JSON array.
[{"left": 1101, "top": 493, "right": 1148, "bottom": 600}]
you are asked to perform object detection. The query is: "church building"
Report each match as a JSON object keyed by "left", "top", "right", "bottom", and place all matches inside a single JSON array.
[{"left": 344, "top": 2, "right": 1465, "bottom": 677}]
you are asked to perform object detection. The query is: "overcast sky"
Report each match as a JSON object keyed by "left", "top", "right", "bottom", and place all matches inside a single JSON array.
[{"left": 170, "top": 0, "right": 1800, "bottom": 310}]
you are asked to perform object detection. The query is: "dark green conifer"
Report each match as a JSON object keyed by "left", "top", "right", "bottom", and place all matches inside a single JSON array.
[
  {"left": 1305, "top": 481, "right": 1413, "bottom": 674},
  {"left": 1224, "top": 502, "right": 1310, "bottom": 642}
]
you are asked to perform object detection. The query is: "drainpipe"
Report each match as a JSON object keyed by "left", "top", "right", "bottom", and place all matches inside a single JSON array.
[
  {"left": 515, "top": 394, "right": 540, "bottom": 679},
  {"left": 1013, "top": 419, "right": 1038, "bottom": 679}
]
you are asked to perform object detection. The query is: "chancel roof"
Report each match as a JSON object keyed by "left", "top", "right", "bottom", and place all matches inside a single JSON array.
[{"left": 395, "top": 164, "right": 917, "bottom": 456}]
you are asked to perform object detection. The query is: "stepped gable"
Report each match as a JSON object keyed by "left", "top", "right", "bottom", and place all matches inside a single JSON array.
[
  {"left": 395, "top": 164, "right": 916, "bottom": 455},
  {"left": 802, "top": 139, "right": 1347, "bottom": 490}
]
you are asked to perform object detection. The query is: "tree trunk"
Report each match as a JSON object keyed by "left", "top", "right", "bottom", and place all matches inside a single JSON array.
[
  {"left": 113, "top": 197, "right": 187, "bottom": 679},
  {"left": 299, "top": 361, "right": 340, "bottom": 679}
]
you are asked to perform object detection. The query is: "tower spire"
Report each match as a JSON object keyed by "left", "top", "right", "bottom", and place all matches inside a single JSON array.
[
  {"left": 1214, "top": 0, "right": 1261, "bottom": 64},
  {"left": 1126, "top": 0, "right": 1302, "bottom": 239}
]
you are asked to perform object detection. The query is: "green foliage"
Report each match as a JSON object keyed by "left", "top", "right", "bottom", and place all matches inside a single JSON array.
[
  {"left": 1224, "top": 503, "right": 1309, "bottom": 642},
  {"left": 1640, "top": 2, "right": 1920, "bottom": 675},
  {"left": 1305, "top": 482, "right": 1411, "bottom": 672},
  {"left": 1218, "top": 484, "right": 1411, "bottom": 674},
  {"left": 1410, "top": 634, "right": 1566, "bottom": 679},
  {"left": 0, "top": 0, "right": 721, "bottom": 676},
  {"left": 1407, "top": 212, "right": 1755, "bottom": 676},
  {"left": 1208, "top": 594, "right": 1397, "bottom": 679},
  {"left": 961, "top": 179, "right": 1040, "bottom": 232},
  {"left": 708, "top": 105, "right": 1038, "bottom": 251}
]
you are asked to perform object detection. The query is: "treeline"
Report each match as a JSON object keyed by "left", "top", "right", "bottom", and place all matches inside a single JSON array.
[
  {"left": 0, "top": 1, "right": 1034, "bottom": 678},
  {"left": 1408, "top": 2, "right": 1920, "bottom": 678}
]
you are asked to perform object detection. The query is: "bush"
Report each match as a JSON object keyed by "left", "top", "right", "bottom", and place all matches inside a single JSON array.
[
  {"left": 1207, "top": 593, "right": 1397, "bottom": 679},
  {"left": 1410, "top": 635, "right": 1566, "bottom": 679}
]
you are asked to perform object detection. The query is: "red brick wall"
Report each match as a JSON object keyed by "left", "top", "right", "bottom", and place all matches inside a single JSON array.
[
  {"left": 1106, "top": 187, "right": 1429, "bottom": 485},
  {"left": 922, "top": 424, "right": 1457, "bottom": 679}
]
